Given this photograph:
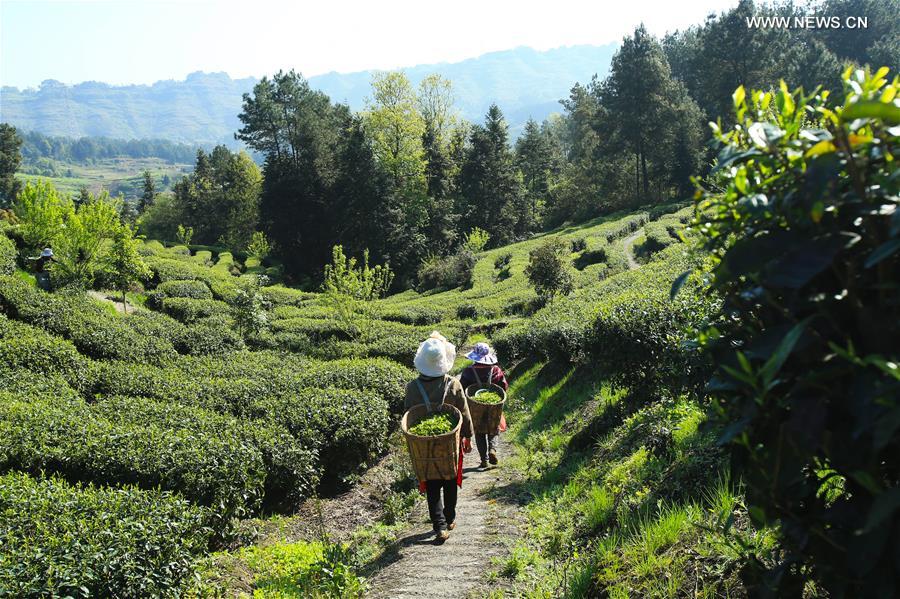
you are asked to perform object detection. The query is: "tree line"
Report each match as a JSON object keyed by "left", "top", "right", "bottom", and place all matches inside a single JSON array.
[
  {"left": 3, "top": 0, "right": 895, "bottom": 288},
  {"left": 19, "top": 130, "right": 201, "bottom": 165}
]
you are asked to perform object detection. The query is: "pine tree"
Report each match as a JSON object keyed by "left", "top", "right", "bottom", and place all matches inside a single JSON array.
[
  {"left": 0, "top": 124, "right": 22, "bottom": 209},
  {"left": 139, "top": 170, "right": 156, "bottom": 213}
]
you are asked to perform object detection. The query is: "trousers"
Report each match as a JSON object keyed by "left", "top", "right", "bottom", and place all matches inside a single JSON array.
[
  {"left": 425, "top": 479, "right": 457, "bottom": 532},
  {"left": 474, "top": 433, "right": 498, "bottom": 461}
]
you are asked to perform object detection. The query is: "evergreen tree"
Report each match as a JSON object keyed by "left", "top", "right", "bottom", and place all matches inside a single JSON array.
[
  {"left": 139, "top": 170, "right": 156, "bottom": 213},
  {"left": 515, "top": 118, "right": 553, "bottom": 225},
  {"left": 458, "top": 105, "right": 528, "bottom": 246},
  {"left": 0, "top": 124, "right": 22, "bottom": 209}
]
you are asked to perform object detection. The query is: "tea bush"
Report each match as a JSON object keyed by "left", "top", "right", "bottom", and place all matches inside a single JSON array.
[
  {"left": 0, "top": 275, "right": 176, "bottom": 364},
  {"left": 0, "top": 391, "right": 266, "bottom": 531},
  {"left": 261, "top": 284, "right": 316, "bottom": 307},
  {"left": 0, "top": 234, "right": 15, "bottom": 275},
  {"left": 156, "top": 279, "right": 213, "bottom": 300},
  {"left": 161, "top": 297, "right": 229, "bottom": 323},
  {"left": 93, "top": 396, "right": 318, "bottom": 511},
  {"left": 0, "top": 472, "right": 209, "bottom": 597},
  {"left": 176, "top": 316, "right": 245, "bottom": 355},
  {"left": 0, "top": 314, "right": 94, "bottom": 392}
]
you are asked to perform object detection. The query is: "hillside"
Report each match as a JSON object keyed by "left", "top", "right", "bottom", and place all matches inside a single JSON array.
[
  {"left": 1, "top": 200, "right": 735, "bottom": 596},
  {"left": 0, "top": 45, "right": 615, "bottom": 144}
]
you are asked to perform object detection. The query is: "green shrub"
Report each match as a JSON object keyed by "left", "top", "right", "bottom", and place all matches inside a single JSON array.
[
  {"left": 691, "top": 71, "right": 900, "bottom": 594},
  {"left": 525, "top": 239, "right": 574, "bottom": 300},
  {"left": 378, "top": 305, "right": 444, "bottom": 326},
  {"left": 261, "top": 285, "right": 315, "bottom": 307},
  {"left": 160, "top": 297, "right": 228, "bottom": 323},
  {"left": 0, "top": 471, "right": 209, "bottom": 598},
  {"left": 0, "top": 275, "right": 176, "bottom": 364},
  {"left": 176, "top": 316, "right": 245, "bottom": 355},
  {"left": 157, "top": 279, "right": 213, "bottom": 300},
  {"left": 0, "top": 391, "right": 266, "bottom": 532},
  {"left": 0, "top": 315, "right": 94, "bottom": 392},
  {"left": 93, "top": 396, "right": 318, "bottom": 511},
  {"left": 90, "top": 358, "right": 393, "bottom": 486},
  {"left": 0, "top": 234, "right": 15, "bottom": 275},
  {"left": 417, "top": 249, "right": 477, "bottom": 291}
]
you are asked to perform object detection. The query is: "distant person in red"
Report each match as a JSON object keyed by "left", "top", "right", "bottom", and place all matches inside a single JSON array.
[{"left": 460, "top": 342, "right": 509, "bottom": 468}]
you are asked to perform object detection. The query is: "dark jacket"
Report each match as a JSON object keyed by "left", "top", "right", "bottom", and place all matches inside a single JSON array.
[
  {"left": 404, "top": 375, "right": 474, "bottom": 439},
  {"left": 460, "top": 364, "right": 509, "bottom": 391}
]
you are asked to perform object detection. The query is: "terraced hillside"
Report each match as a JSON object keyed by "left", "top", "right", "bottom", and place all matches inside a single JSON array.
[{"left": 0, "top": 202, "right": 755, "bottom": 597}]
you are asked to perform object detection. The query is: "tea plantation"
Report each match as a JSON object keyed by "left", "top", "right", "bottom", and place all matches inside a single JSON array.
[{"left": 0, "top": 201, "right": 701, "bottom": 595}]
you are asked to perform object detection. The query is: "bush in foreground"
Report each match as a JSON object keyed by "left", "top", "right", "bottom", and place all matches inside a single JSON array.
[{"left": 0, "top": 471, "right": 209, "bottom": 597}]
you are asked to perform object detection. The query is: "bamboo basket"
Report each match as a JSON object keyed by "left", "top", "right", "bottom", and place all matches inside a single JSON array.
[
  {"left": 401, "top": 404, "right": 462, "bottom": 481},
  {"left": 465, "top": 384, "right": 507, "bottom": 435}
]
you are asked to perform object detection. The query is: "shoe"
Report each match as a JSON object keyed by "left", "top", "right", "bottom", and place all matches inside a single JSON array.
[
  {"left": 434, "top": 530, "right": 450, "bottom": 544},
  {"left": 489, "top": 450, "right": 498, "bottom": 465},
  {"left": 448, "top": 522, "right": 456, "bottom": 531},
  {"left": 479, "top": 460, "right": 488, "bottom": 469}
]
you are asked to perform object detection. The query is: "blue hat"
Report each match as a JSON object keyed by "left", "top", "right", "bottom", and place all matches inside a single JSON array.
[{"left": 466, "top": 342, "right": 497, "bottom": 365}]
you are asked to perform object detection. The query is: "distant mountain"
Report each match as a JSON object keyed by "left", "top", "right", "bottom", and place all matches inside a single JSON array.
[{"left": 0, "top": 44, "right": 616, "bottom": 144}]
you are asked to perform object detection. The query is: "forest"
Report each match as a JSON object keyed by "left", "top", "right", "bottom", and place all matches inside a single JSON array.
[{"left": 0, "top": 0, "right": 898, "bottom": 597}]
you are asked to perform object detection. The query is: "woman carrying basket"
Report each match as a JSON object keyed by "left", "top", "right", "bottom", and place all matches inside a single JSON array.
[
  {"left": 404, "top": 332, "right": 474, "bottom": 543},
  {"left": 460, "top": 342, "right": 509, "bottom": 469}
]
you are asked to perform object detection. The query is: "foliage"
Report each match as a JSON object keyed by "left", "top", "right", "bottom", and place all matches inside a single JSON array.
[
  {"left": 0, "top": 275, "right": 176, "bottom": 364},
  {"left": 176, "top": 224, "right": 194, "bottom": 246},
  {"left": 416, "top": 248, "right": 476, "bottom": 291},
  {"left": 524, "top": 238, "right": 574, "bottom": 300},
  {"left": 0, "top": 471, "right": 209, "bottom": 598},
  {"left": 0, "top": 123, "right": 22, "bottom": 208},
  {"left": 52, "top": 190, "right": 123, "bottom": 287},
  {"left": 0, "top": 390, "right": 266, "bottom": 535},
  {"left": 690, "top": 69, "right": 900, "bottom": 595},
  {"left": 408, "top": 413, "right": 455, "bottom": 436},
  {"left": 462, "top": 227, "right": 490, "bottom": 253},
  {"left": 154, "top": 278, "right": 212, "bottom": 300},
  {"left": 322, "top": 245, "right": 394, "bottom": 338},
  {"left": 106, "top": 223, "right": 151, "bottom": 312},
  {"left": 12, "top": 179, "right": 66, "bottom": 251},
  {"left": 231, "top": 274, "right": 269, "bottom": 338},
  {"left": 173, "top": 146, "right": 261, "bottom": 250},
  {"left": 246, "top": 230, "right": 271, "bottom": 260},
  {"left": 0, "top": 234, "right": 15, "bottom": 275}
]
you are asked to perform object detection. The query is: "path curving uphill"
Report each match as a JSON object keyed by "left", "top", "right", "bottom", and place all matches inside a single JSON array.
[
  {"left": 623, "top": 230, "right": 641, "bottom": 270},
  {"left": 365, "top": 440, "right": 513, "bottom": 598}
]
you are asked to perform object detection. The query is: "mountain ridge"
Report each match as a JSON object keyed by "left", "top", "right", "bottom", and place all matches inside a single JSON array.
[{"left": 0, "top": 44, "right": 616, "bottom": 144}]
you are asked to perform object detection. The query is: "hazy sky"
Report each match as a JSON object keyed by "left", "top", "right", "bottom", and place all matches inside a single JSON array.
[{"left": 1, "top": 0, "right": 738, "bottom": 89}]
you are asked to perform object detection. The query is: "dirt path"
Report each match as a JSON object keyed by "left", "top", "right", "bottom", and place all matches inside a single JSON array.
[
  {"left": 86, "top": 290, "right": 130, "bottom": 313},
  {"left": 365, "top": 439, "right": 514, "bottom": 598},
  {"left": 623, "top": 230, "right": 641, "bottom": 270}
]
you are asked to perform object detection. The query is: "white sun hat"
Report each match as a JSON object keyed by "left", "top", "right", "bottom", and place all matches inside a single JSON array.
[
  {"left": 40, "top": 248, "right": 54, "bottom": 258},
  {"left": 413, "top": 331, "right": 457, "bottom": 377}
]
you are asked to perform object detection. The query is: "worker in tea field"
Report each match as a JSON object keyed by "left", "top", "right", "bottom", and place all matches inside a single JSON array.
[
  {"left": 28, "top": 247, "right": 55, "bottom": 290},
  {"left": 460, "top": 342, "right": 509, "bottom": 468},
  {"left": 405, "top": 331, "right": 474, "bottom": 543}
]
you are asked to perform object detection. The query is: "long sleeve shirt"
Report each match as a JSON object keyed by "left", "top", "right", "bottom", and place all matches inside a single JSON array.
[
  {"left": 459, "top": 364, "right": 509, "bottom": 392},
  {"left": 404, "top": 374, "right": 474, "bottom": 439}
]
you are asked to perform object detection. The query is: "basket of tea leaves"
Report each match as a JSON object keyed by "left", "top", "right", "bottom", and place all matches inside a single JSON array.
[
  {"left": 465, "top": 384, "right": 507, "bottom": 434},
  {"left": 401, "top": 404, "right": 462, "bottom": 481}
]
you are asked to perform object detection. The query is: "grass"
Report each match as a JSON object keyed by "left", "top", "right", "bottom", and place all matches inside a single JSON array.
[{"left": 16, "top": 157, "right": 191, "bottom": 197}]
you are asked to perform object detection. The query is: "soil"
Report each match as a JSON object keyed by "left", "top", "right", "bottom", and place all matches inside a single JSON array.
[
  {"left": 623, "top": 230, "right": 641, "bottom": 270},
  {"left": 365, "top": 437, "right": 519, "bottom": 599}
]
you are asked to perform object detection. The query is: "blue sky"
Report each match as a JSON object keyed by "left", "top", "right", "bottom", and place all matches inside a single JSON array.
[{"left": 1, "top": 0, "right": 738, "bottom": 89}]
